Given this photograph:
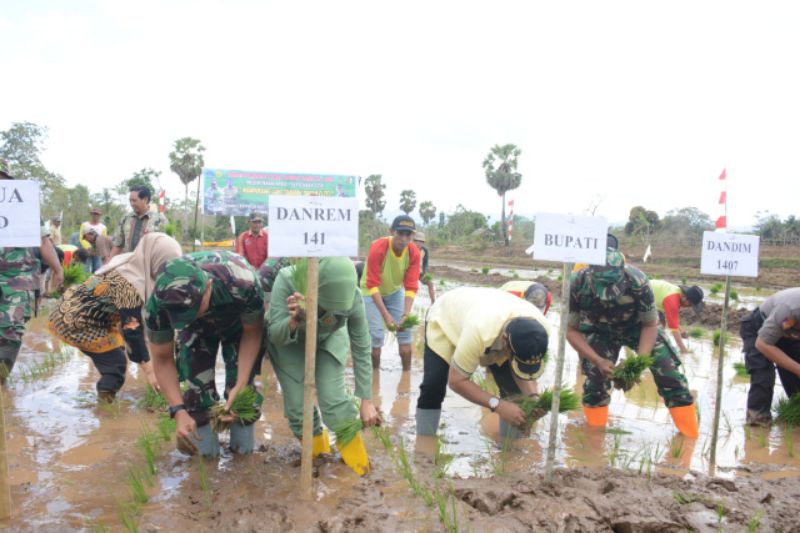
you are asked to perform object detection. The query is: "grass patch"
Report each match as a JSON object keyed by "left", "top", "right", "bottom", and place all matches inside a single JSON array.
[
  {"left": 63, "top": 263, "right": 88, "bottom": 287},
  {"left": 137, "top": 385, "right": 168, "bottom": 412},
  {"left": 733, "top": 361, "right": 749, "bottom": 378},
  {"left": 775, "top": 394, "right": 800, "bottom": 426},
  {"left": 712, "top": 330, "right": 728, "bottom": 347},
  {"left": 612, "top": 354, "right": 652, "bottom": 390},
  {"left": 688, "top": 327, "right": 705, "bottom": 339},
  {"left": 481, "top": 266, "right": 491, "bottom": 275},
  {"left": 710, "top": 283, "right": 722, "bottom": 295}
]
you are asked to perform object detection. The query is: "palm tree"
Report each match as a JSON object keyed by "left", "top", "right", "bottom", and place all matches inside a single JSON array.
[
  {"left": 399, "top": 189, "right": 417, "bottom": 215},
  {"left": 168, "top": 137, "right": 205, "bottom": 238},
  {"left": 483, "top": 143, "right": 522, "bottom": 246}
]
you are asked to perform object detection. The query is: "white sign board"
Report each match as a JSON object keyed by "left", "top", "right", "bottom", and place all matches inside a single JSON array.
[
  {"left": 268, "top": 195, "right": 358, "bottom": 257},
  {"left": 528, "top": 212, "right": 609, "bottom": 265},
  {"left": 0, "top": 180, "right": 41, "bottom": 247},
  {"left": 700, "top": 231, "right": 759, "bottom": 277}
]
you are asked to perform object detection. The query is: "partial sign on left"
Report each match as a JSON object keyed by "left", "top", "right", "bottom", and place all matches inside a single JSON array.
[{"left": 0, "top": 180, "right": 41, "bottom": 247}]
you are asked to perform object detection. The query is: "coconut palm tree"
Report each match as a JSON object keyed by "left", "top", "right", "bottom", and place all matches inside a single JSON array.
[
  {"left": 483, "top": 143, "right": 522, "bottom": 246},
  {"left": 168, "top": 137, "right": 205, "bottom": 238}
]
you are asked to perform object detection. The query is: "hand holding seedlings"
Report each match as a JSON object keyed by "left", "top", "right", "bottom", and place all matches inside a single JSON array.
[
  {"left": 360, "top": 399, "right": 381, "bottom": 427},
  {"left": 175, "top": 411, "right": 200, "bottom": 455},
  {"left": 287, "top": 292, "right": 306, "bottom": 328},
  {"left": 594, "top": 358, "right": 615, "bottom": 378},
  {"left": 611, "top": 354, "right": 653, "bottom": 391},
  {"left": 496, "top": 400, "right": 527, "bottom": 429}
]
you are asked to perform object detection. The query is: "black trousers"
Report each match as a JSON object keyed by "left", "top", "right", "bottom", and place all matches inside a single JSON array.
[
  {"left": 741, "top": 308, "right": 800, "bottom": 418},
  {"left": 84, "top": 306, "right": 150, "bottom": 392},
  {"left": 417, "top": 343, "right": 521, "bottom": 410}
]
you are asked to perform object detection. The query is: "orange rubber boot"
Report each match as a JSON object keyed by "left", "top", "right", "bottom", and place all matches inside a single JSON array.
[
  {"left": 669, "top": 404, "right": 699, "bottom": 438},
  {"left": 583, "top": 405, "right": 609, "bottom": 427}
]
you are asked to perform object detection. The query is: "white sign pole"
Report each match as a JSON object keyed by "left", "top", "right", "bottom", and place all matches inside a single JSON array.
[
  {"left": 700, "top": 231, "right": 760, "bottom": 474},
  {"left": 529, "top": 213, "right": 608, "bottom": 480},
  {"left": 0, "top": 180, "right": 41, "bottom": 247}
]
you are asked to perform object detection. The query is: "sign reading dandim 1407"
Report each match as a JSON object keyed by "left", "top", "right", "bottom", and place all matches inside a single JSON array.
[
  {"left": 529, "top": 213, "right": 609, "bottom": 265},
  {"left": 0, "top": 180, "right": 41, "bottom": 247},
  {"left": 268, "top": 195, "right": 358, "bottom": 257},
  {"left": 700, "top": 231, "right": 760, "bottom": 277}
]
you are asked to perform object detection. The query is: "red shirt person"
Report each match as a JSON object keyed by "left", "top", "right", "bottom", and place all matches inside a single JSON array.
[{"left": 236, "top": 212, "right": 269, "bottom": 269}]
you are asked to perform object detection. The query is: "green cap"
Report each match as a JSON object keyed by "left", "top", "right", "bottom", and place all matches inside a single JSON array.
[{"left": 152, "top": 256, "right": 210, "bottom": 329}]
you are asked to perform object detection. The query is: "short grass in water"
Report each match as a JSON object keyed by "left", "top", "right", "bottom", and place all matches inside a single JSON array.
[
  {"left": 733, "top": 361, "right": 749, "bottom": 378},
  {"left": 775, "top": 393, "right": 800, "bottom": 426},
  {"left": 333, "top": 418, "right": 364, "bottom": 447},
  {"left": 712, "top": 329, "right": 728, "bottom": 347},
  {"left": 612, "top": 354, "right": 652, "bottom": 390},
  {"left": 688, "top": 327, "right": 705, "bottom": 339},
  {"left": 138, "top": 385, "right": 168, "bottom": 412},
  {"left": 210, "top": 386, "right": 260, "bottom": 432}
]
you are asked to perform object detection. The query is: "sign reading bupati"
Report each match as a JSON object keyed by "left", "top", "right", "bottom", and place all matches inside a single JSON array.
[
  {"left": 529, "top": 213, "right": 608, "bottom": 265},
  {"left": 0, "top": 180, "right": 41, "bottom": 247},
  {"left": 202, "top": 168, "right": 357, "bottom": 216},
  {"left": 268, "top": 196, "right": 358, "bottom": 257},
  {"left": 700, "top": 231, "right": 759, "bottom": 277}
]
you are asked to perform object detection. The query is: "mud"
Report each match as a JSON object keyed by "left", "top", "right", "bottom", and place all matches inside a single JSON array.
[{"left": 681, "top": 304, "right": 752, "bottom": 333}]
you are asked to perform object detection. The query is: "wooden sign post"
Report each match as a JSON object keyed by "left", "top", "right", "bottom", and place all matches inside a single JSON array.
[
  {"left": 700, "top": 231, "right": 760, "bottom": 473},
  {"left": 268, "top": 194, "right": 359, "bottom": 500},
  {"left": 528, "top": 213, "right": 608, "bottom": 480}
]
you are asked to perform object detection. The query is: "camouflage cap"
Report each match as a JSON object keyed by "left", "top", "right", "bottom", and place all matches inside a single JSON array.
[
  {"left": 0, "top": 159, "right": 13, "bottom": 179},
  {"left": 152, "top": 256, "right": 210, "bottom": 329}
]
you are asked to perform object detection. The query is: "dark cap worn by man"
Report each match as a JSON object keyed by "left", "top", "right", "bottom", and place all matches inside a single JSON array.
[
  {"left": 506, "top": 317, "right": 549, "bottom": 380},
  {"left": 391, "top": 215, "right": 416, "bottom": 233},
  {"left": 680, "top": 285, "right": 705, "bottom": 314}
]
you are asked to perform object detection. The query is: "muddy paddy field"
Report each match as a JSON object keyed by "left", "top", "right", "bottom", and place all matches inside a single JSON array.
[{"left": 3, "top": 263, "right": 800, "bottom": 532}]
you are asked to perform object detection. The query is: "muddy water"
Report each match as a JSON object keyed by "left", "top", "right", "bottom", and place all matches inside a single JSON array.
[{"left": 1, "top": 281, "right": 796, "bottom": 530}]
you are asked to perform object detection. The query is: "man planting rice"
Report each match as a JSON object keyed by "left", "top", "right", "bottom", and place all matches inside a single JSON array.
[
  {"left": 649, "top": 280, "right": 705, "bottom": 354},
  {"left": 415, "top": 287, "right": 551, "bottom": 438},
  {"left": 145, "top": 251, "right": 265, "bottom": 457},
  {"left": 500, "top": 280, "right": 552, "bottom": 315},
  {"left": 566, "top": 248, "right": 698, "bottom": 437}
]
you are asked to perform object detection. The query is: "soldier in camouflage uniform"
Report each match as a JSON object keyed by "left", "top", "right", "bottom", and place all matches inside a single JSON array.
[
  {"left": 145, "top": 251, "right": 265, "bottom": 456},
  {"left": 0, "top": 160, "right": 63, "bottom": 379},
  {"left": 566, "top": 248, "right": 698, "bottom": 438}
]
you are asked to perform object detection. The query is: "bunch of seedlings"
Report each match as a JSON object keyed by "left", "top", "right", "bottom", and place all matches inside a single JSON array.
[
  {"left": 775, "top": 393, "right": 800, "bottom": 426},
  {"left": 510, "top": 388, "right": 580, "bottom": 429},
  {"left": 387, "top": 313, "right": 421, "bottom": 332},
  {"left": 422, "top": 272, "right": 433, "bottom": 284},
  {"left": 210, "top": 385, "right": 260, "bottom": 432},
  {"left": 63, "top": 263, "right": 88, "bottom": 288},
  {"left": 733, "top": 361, "right": 749, "bottom": 378},
  {"left": 137, "top": 384, "right": 168, "bottom": 412},
  {"left": 611, "top": 354, "right": 653, "bottom": 390},
  {"left": 333, "top": 418, "right": 364, "bottom": 447}
]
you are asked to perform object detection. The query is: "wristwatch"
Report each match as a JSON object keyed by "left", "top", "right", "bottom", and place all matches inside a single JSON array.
[
  {"left": 169, "top": 404, "right": 186, "bottom": 418},
  {"left": 488, "top": 396, "right": 500, "bottom": 413}
]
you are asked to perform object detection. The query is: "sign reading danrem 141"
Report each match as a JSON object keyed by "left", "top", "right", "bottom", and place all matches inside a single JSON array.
[{"left": 201, "top": 168, "right": 357, "bottom": 216}]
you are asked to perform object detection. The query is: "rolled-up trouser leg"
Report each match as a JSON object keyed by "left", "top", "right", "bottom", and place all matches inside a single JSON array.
[
  {"left": 581, "top": 333, "right": 621, "bottom": 407},
  {"left": 416, "top": 343, "right": 449, "bottom": 435},
  {"left": 230, "top": 422, "right": 255, "bottom": 454},
  {"left": 85, "top": 348, "right": 127, "bottom": 392},
  {"left": 741, "top": 310, "right": 775, "bottom": 423}
]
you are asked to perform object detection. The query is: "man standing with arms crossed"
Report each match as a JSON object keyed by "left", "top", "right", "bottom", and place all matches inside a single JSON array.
[{"left": 110, "top": 186, "right": 168, "bottom": 259}]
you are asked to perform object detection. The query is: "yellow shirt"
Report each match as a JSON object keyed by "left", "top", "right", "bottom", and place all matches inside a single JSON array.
[{"left": 425, "top": 287, "right": 551, "bottom": 376}]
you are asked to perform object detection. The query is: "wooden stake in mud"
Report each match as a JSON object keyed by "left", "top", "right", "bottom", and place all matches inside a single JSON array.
[
  {"left": 709, "top": 275, "right": 731, "bottom": 474},
  {"left": 0, "top": 390, "right": 12, "bottom": 520},
  {"left": 300, "top": 258, "right": 319, "bottom": 500},
  {"left": 544, "top": 262, "right": 572, "bottom": 480}
]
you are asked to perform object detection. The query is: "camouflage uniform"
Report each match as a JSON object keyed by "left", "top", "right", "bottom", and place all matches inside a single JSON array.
[
  {"left": 569, "top": 254, "right": 693, "bottom": 409},
  {"left": 145, "top": 251, "right": 265, "bottom": 426},
  {"left": 112, "top": 210, "right": 169, "bottom": 253},
  {"left": 0, "top": 246, "right": 40, "bottom": 372}
]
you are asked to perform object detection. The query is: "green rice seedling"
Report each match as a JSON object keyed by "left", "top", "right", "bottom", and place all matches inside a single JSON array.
[
  {"left": 387, "top": 314, "right": 421, "bottom": 332},
  {"left": 333, "top": 418, "right": 364, "bottom": 448},
  {"left": 116, "top": 500, "right": 140, "bottom": 533},
  {"left": 481, "top": 266, "right": 491, "bottom": 275},
  {"left": 747, "top": 510, "right": 764, "bottom": 532},
  {"left": 681, "top": 277, "right": 687, "bottom": 285},
  {"left": 733, "top": 361, "right": 749, "bottom": 378},
  {"left": 371, "top": 425, "right": 393, "bottom": 451},
  {"left": 688, "top": 327, "right": 705, "bottom": 339},
  {"left": 137, "top": 385, "right": 168, "bottom": 412},
  {"left": 611, "top": 354, "right": 653, "bottom": 390},
  {"left": 672, "top": 490, "right": 701, "bottom": 505},
  {"left": 127, "top": 468, "right": 148, "bottom": 504},
  {"left": 669, "top": 436, "right": 685, "bottom": 459},
  {"left": 156, "top": 414, "right": 176, "bottom": 442},
  {"left": 419, "top": 485, "right": 434, "bottom": 507},
  {"left": 63, "top": 263, "right": 88, "bottom": 287},
  {"left": 98, "top": 398, "right": 122, "bottom": 418},
  {"left": 712, "top": 330, "right": 728, "bottom": 347},
  {"left": 710, "top": 283, "right": 722, "bottom": 295},
  {"left": 489, "top": 436, "right": 512, "bottom": 476},
  {"left": 783, "top": 426, "right": 795, "bottom": 458},
  {"left": 775, "top": 394, "right": 800, "bottom": 426},
  {"left": 607, "top": 433, "right": 622, "bottom": 467},
  {"left": 198, "top": 457, "right": 210, "bottom": 503},
  {"left": 756, "top": 429, "right": 768, "bottom": 448},
  {"left": 210, "top": 385, "right": 260, "bottom": 431},
  {"left": 136, "top": 429, "right": 159, "bottom": 476},
  {"left": 89, "top": 519, "right": 110, "bottom": 533},
  {"left": 290, "top": 258, "right": 309, "bottom": 298},
  {"left": 422, "top": 272, "right": 433, "bottom": 284},
  {"left": 439, "top": 279, "right": 446, "bottom": 286},
  {"left": 729, "top": 288, "right": 739, "bottom": 301},
  {"left": 716, "top": 503, "right": 727, "bottom": 526},
  {"left": 433, "top": 436, "right": 454, "bottom": 479}
]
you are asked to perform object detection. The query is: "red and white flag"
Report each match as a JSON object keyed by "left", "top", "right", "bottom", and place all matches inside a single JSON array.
[
  {"left": 715, "top": 168, "right": 727, "bottom": 232},
  {"left": 507, "top": 198, "right": 514, "bottom": 242},
  {"left": 159, "top": 189, "right": 166, "bottom": 213}
]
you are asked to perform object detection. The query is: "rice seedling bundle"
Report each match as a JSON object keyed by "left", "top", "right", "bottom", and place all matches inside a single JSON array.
[
  {"left": 210, "top": 386, "right": 260, "bottom": 432},
  {"left": 775, "top": 394, "right": 800, "bottom": 426},
  {"left": 63, "top": 263, "right": 88, "bottom": 288},
  {"left": 510, "top": 389, "right": 579, "bottom": 428},
  {"left": 387, "top": 314, "right": 420, "bottom": 332},
  {"left": 333, "top": 418, "right": 364, "bottom": 447},
  {"left": 611, "top": 354, "right": 653, "bottom": 390},
  {"left": 422, "top": 273, "right": 433, "bottom": 284}
]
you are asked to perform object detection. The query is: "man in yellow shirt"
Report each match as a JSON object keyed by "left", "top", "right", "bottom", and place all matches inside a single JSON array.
[{"left": 416, "top": 287, "right": 551, "bottom": 437}]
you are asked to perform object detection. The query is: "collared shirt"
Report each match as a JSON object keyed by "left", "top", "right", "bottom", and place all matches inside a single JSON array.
[
  {"left": 112, "top": 210, "right": 168, "bottom": 252},
  {"left": 236, "top": 229, "right": 269, "bottom": 269},
  {"left": 360, "top": 237, "right": 421, "bottom": 298},
  {"left": 758, "top": 288, "right": 800, "bottom": 345}
]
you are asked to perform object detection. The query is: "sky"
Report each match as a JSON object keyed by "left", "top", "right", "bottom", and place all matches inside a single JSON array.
[{"left": 2, "top": 0, "right": 799, "bottom": 229}]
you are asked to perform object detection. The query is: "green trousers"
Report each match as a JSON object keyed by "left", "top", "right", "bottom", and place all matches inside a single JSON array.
[{"left": 269, "top": 346, "right": 358, "bottom": 438}]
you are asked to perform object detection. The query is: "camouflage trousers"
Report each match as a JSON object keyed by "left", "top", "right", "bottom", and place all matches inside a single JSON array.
[
  {"left": 176, "top": 323, "right": 264, "bottom": 427},
  {"left": 580, "top": 327, "right": 693, "bottom": 408},
  {"left": 0, "top": 285, "right": 33, "bottom": 370}
]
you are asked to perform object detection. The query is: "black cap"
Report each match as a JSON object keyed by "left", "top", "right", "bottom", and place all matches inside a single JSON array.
[
  {"left": 506, "top": 317, "right": 549, "bottom": 380},
  {"left": 248, "top": 212, "right": 264, "bottom": 222},
  {"left": 391, "top": 215, "right": 416, "bottom": 232},
  {"left": 680, "top": 285, "right": 705, "bottom": 313}
]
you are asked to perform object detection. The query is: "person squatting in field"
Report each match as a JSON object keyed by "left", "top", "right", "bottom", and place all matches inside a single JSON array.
[
  {"left": 0, "top": 159, "right": 64, "bottom": 381},
  {"left": 566, "top": 247, "right": 699, "bottom": 438},
  {"left": 649, "top": 280, "right": 705, "bottom": 354},
  {"left": 267, "top": 257, "right": 380, "bottom": 475},
  {"left": 500, "top": 280, "right": 552, "bottom": 315},
  {"left": 412, "top": 231, "right": 436, "bottom": 304},
  {"left": 741, "top": 287, "right": 800, "bottom": 426},
  {"left": 145, "top": 251, "right": 264, "bottom": 457},
  {"left": 361, "top": 215, "right": 422, "bottom": 371},
  {"left": 416, "top": 287, "right": 551, "bottom": 439},
  {"left": 49, "top": 233, "right": 182, "bottom": 400}
]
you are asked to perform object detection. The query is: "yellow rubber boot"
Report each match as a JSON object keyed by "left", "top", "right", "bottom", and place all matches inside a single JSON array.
[
  {"left": 339, "top": 432, "right": 370, "bottom": 476},
  {"left": 669, "top": 404, "right": 699, "bottom": 438},
  {"left": 583, "top": 405, "right": 609, "bottom": 427},
  {"left": 312, "top": 429, "right": 332, "bottom": 458}
]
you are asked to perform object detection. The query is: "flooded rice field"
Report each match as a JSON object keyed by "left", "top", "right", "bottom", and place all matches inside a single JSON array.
[{"left": 2, "top": 278, "right": 800, "bottom": 531}]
